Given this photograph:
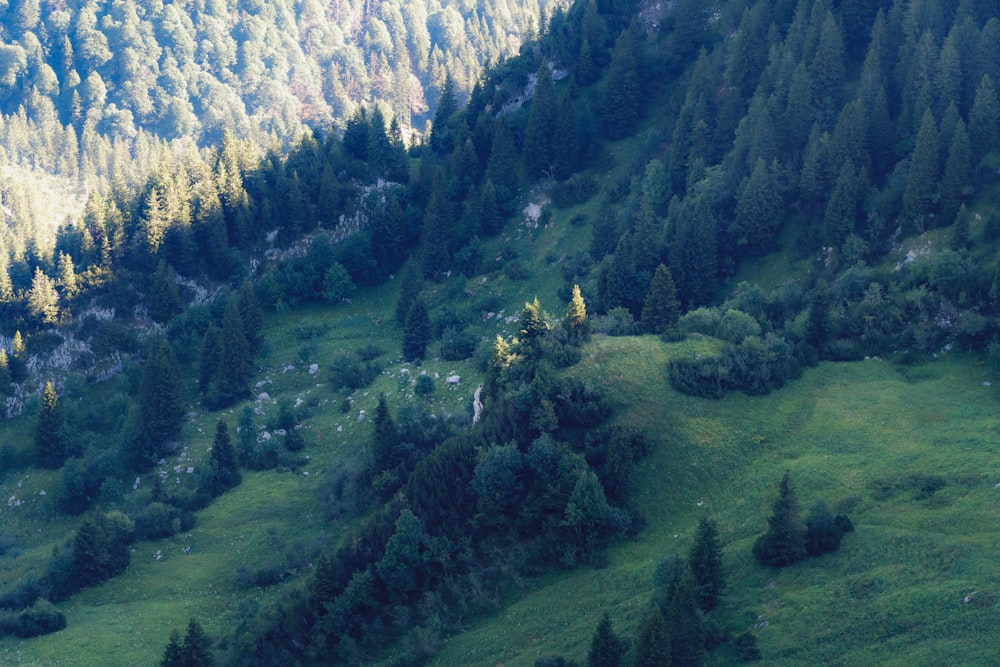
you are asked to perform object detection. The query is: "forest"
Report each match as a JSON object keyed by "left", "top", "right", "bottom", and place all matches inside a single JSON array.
[{"left": 1, "top": 0, "right": 1000, "bottom": 664}]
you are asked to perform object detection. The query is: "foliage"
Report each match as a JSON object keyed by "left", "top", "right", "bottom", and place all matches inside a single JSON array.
[{"left": 753, "top": 472, "right": 807, "bottom": 568}]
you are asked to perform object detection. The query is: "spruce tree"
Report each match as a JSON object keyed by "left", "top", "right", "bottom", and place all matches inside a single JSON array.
[
  {"left": 633, "top": 606, "right": 672, "bottom": 667},
  {"left": 160, "top": 630, "right": 184, "bottom": 667},
  {"left": 199, "top": 324, "right": 221, "bottom": 401},
  {"left": 940, "top": 120, "right": 972, "bottom": 224},
  {"left": 150, "top": 261, "right": 181, "bottom": 323},
  {"left": 753, "top": 472, "right": 807, "bottom": 567},
  {"left": 665, "top": 568, "right": 706, "bottom": 666},
  {"left": 206, "top": 420, "right": 241, "bottom": 497},
  {"left": 601, "top": 28, "right": 641, "bottom": 138},
  {"left": 372, "top": 394, "right": 402, "bottom": 473},
  {"left": 394, "top": 260, "right": 424, "bottom": 325},
  {"left": 236, "top": 281, "right": 264, "bottom": 356},
  {"left": 688, "top": 517, "right": 724, "bottom": 612},
  {"left": 524, "top": 61, "right": 557, "bottom": 177},
  {"left": 35, "top": 381, "right": 65, "bottom": 469},
  {"left": 586, "top": 612, "right": 623, "bottom": 667},
  {"left": 181, "top": 618, "right": 213, "bottom": 667},
  {"left": 402, "top": 297, "right": 431, "bottom": 361},
  {"left": 27, "top": 267, "right": 59, "bottom": 325},
  {"left": 217, "top": 300, "right": 253, "bottom": 404},
  {"left": 642, "top": 264, "right": 680, "bottom": 334},
  {"left": 136, "top": 338, "right": 185, "bottom": 469},
  {"left": 969, "top": 74, "right": 1000, "bottom": 166},
  {"left": 902, "top": 109, "right": 940, "bottom": 232}
]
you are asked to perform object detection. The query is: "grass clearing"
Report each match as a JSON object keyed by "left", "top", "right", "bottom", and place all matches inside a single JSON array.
[{"left": 430, "top": 342, "right": 1000, "bottom": 666}]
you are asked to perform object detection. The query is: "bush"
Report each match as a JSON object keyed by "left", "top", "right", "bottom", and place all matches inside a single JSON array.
[
  {"left": 804, "top": 501, "right": 854, "bottom": 556},
  {"left": 133, "top": 502, "right": 181, "bottom": 540},
  {"left": 329, "top": 352, "right": 382, "bottom": 391},
  {"left": 414, "top": 375, "right": 435, "bottom": 396},
  {"left": 13, "top": 599, "right": 66, "bottom": 638}
]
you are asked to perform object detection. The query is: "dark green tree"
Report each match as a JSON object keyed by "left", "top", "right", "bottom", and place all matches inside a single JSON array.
[
  {"left": 35, "top": 381, "right": 65, "bottom": 469},
  {"left": 902, "top": 109, "right": 940, "bottom": 232},
  {"left": 402, "top": 297, "right": 431, "bottom": 361},
  {"left": 633, "top": 606, "right": 672, "bottom": 667},
  {"left": 940, "top": 120, "right": 972, "bottom": 224},
  {"left": 586, "top": 612, "right": 623, "bottom": 667},
  {"left": 524, "top": 62, "right": 558, "bottom": 177},
  {"left": 236, "top": 281, "right": 264, "bottom": 356},
  {"left": 160, "top": 630, "right": 183, "bottom": 667},
  {"left": 664, "top": 568, "right": 706, "bottom": 666},
  {"left": 217, "top": 300, "right": 253, "bottom": 404},
  {"left": 553, "top": 88, "right": 582, "bottom": 181},
  {"left": 394, "top": 260, "right": 424, "bottom": 325},
  {"left": 732, "top": 158, "right": 783, "bottom": 254},
  {"left": 199, "top": 324, "right": 221, "bottom": 399},
  {"left": 601, "top": 28, "right": 641, "bottom": 138},
  {"left": 969, "top": 74, "right": 1000, "bottom": 167},
  {"left": 375, "top": 508, "right": 427, "bottom": 602},
  {"left": 181, "top": 618, "right": 213, "bottom": 667},
  {"left": 135, "top": 338, "right": 185, "bottom": 470},
  {"left": 688, "top": 517, "right": 724, "bottom": 612},
  {"left": 372, "top": 394, "right": 402, "bottom": 474},
  {"left": 206, "top": 420, "right": 241, "bottom": 497},
  {"left": 149, "top": 261, "right": 182, "bottom": 323},
  {"left": 642, "top": 264, "right": 680, "bottom": 334},
  {"left": 752, "top": 472, "right": 807, "bottom": 567}
]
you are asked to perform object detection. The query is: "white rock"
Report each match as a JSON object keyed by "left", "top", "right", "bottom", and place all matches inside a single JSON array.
[
  {"left": 258, "top": 392, "right": 271, "bottom": 402},
  {"left": 446, "top": 375, "right": 461, "bottom": 385},
  {"left": 309, "top": 364, "right": 319, "bottom": 375}
]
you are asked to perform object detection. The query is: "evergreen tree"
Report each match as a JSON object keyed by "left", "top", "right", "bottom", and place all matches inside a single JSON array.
[
  {"left": 902, "top": 109, "right": 940, "bottom": 232},
  {"left": 199, "top": 324, "right": 221, "bottom": 399},
  {"left": 372, "top": 394, "right": 402, "bottom": 474},
  {"left": 564, "top": 284, "right": 590, "bottom": 343},
  {"left": 376, "top": 508, "right": 427, "bottom": 602},
  {"left": 402, "top": 297, "right": 431, "bottom": 361},
  {"left": 633, "top": 606, "right": 672, "bottom": 667},
  {"left": 149, "top": 261, "right": 182, "bottom": 323},
  {"left": 553, "top": 88, "right": 582, "bottom": 181},
  {"left": 181, "top": 618, "right": 213, "bottom": 667},
  {"left": 236, "top": 281, "right": 264, "bottom": 356},
  {"left": 601, "top": 28, "right": 641, "bottom": 138},
  {"left": 752, "top": 472, "right": 807, "bottom": 567},
  {"left": 217, "top": 300, "right": 253, "bottom": 404},
  {"left": 940, "top": 120, "right": 972, "bottom": 224},
  {"left": 160, "top": 630, "right": 184, "bottom": 667},
  {"left": 430, "top": 76, "right": 458, "bottom": 155},
  {"left": 27, "top": 267, "right": 59, "bottom": 325},
  {"left": 664, "top": 568, "right": 706, "bottom": 666},
  {"left": 135, "top": 338, "right": 185, "bottom": 470},
  {"left": 57, "top": 251, "right": 78, "bottom": 299},
  {"left": 969, "top": 74, "right": 999, "bottom": 167},
  {"left": 35, "top": 381, "right": 65, "bottom": 469},
  {"left": 688, "top": 517, "right": 724, "bottom": 612},
  {"left": 586, "top": 612, "right": 623, "bottom": 667},
  {"left": 524, "top": 61, "right": 558, "bottom": 177},
  {"left": 952, "top": 205, "right": 971, "bottom": 250},
  {"left": 732, "top": 158, "right": 782, "bottom": 254},
  {"left": 642, "top": 264, "right": 681, "bottom": 334},
  {"left": 206, "top": 420, "right": 241, "bottom": 497},
  {"left": 395, "top": 260, "right": 424, "bottom": 325}
]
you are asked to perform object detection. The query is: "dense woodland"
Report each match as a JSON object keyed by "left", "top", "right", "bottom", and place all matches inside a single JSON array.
[{"left": 0, "top": 0, "right": 1000, "bottom": 663}]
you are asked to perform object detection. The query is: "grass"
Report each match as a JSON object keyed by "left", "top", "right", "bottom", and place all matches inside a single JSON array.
[{"left": 429, "top": 340, "right": 1000, "bottom": 666}]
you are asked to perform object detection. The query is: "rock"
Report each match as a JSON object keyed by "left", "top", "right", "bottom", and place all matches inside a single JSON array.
[
  {"left": 446, "top": 375, "right": 461, "bottom": 385},
  {"left": 258, "top": 392, "right": 271, "bottom": 402},
  {"left": 309, "top": 364, "right": 319, "bottom": 375},
  {"left": 274, "top": 429, "right": 287, "bottom": 436}
]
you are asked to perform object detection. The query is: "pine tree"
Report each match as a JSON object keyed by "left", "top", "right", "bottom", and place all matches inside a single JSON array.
[
  {"left": 217, "top": 300, "right": 253, "bottom": 404},
  {"left": 181, "top": 618, "right": 213, "bottom": 667},
  {"left": 394, "top": 260, "right": 424, "bottom": 325},
  {"left": 524, "top": 61, "right": 557, "bottom": 177},
  {"left": 664, "top": 567, "right": 706, "bottom": 666},
  {"left": 27, "top": 267, "right": 59, "bottom": 325},
  {"left": 732, "top": 158, "right": 782, "bottom": 254},
  {"left": 372, "top": 394, "right": 402, "bottom": 473},
  {"left": 57, "top": 251, "right": 78, "bottom": 299},
  {"left": 564, "top": 284, "right": 590, "bottom": 343},
  {"left": 688, "top": 517, "right": 724, "bottom": 612},
  {"left": 402, "top": 297, "right": 431, "bottom": 361},
  {"left": 601, "top": 28, "right": 641, "bottom": 138},
  {"left": 35, "top": 381, "right": 65, "bottom": 469},
  {"left": 633, "top": 606, "right": 672, "bottom": 667},
  {"left": 586, "top": 612, "right": 623, "bottom": 667},
  {"left": 940, "top": 120, "right": 972, "bottom": 224},
  {"left": 376, "top": 508, "right": 427, "bottom": 602},
  {"left": 206, "top": 420, "right": 241, "bottom": 497},
  {"left": 149, "top": 261, "right": 182, "bottom": 323},
  {"left": 969, "top": 74, "right": 999, "bottom": 167},
  {"left": 160, "top": 630, "right": 184, "bottom": 667},
  {"left": 236, "top": 281, "right": 264, "bottom": 356},
  {"left": 642, "top": 264, "right": 680, "bottom": 334},
  {"left": 199, "top": 324, "right": 221, "bottom": 400},
  {"left": 902, "top": 109, "right": 940, "bottom": 232},
  {"left": 135, "top": 338, "right": 185, "bottom": 470},
  {"left": 753, "top": 472, "right": 807, "bottom": 567}
]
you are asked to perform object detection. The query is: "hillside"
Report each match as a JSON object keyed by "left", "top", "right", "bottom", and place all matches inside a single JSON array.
[{"left": 1, "top": 0, "right": 1000, "bottom": 665}]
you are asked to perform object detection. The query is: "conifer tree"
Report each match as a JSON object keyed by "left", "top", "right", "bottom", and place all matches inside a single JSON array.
[
  {"left": 206, "top": 420, "right": 241, "bottom": 497},
  {"left": 524, "top": 61, "right": 557, "bottom": 177},
  {"left": 402, "top": 297, "right": 431, "bottom": 361},
  {"left": 902, "top": 109, "right": 940, "bottom": 232},
  {"left": 237, "top": 281, "right": 264, "bottom": 356},
  {"left": 181, "top": 618, "right": 213, "bottom": 667},
  {"left": 969, "top": 74, "right": 1000, "bottom": 165},
  {"left": 35, "top": 381, "right": 65, "bottom": 469},
  {"left": 160, "top": 630, "right": 184, "bottom": 667},
  {"left": 586, "top": 612, "right": 623, "bottom": 667},
  {"left": 753, "top": 472, "right": 807, "bottom": 567},
  {"left": 150, "top": 261, "right": 182, "bottom": 323},
  {"left": 553, "top": 88, "right": 582, "bottom": 181},
  {"left": 217, "top": 300, "right": 253, "bottom": 404},
  {"left": 601, "top": 28, "right": 641, "bottom": 138},
  {"left": 376, "top": 508, "right": 427, "bottom": 602},
  {"left": 27, "top": 267, "right": 59, "bottom": 325},
  {"left": 732, "top": 158, "right": 782, "bottom": 254},
  {"left": 372, "top": 394, "right": 402, "bottom": 474},
  {"left": 664, "top": 568, "right": 706, "bottom": 666},
  {"left": 633, "top": 606, "right": 672, "bottom": 667},
  {"left": 57, "top": 251, "right": 78, "bottom": 299},
  {"left": 564, "top": 284, "right": 590, "bottom": 343},
  {"left": 940, "top": 120, "right": 972, "bottom": 224},
  {"left": 199, "top": 324, "right": 221, "bottom": 400},
  {"left": 135, "top": 338, "right": 185, "bottom": 469},
  {"left": 642, "top": 264, "right": 680, "bottom": 334},
  {"left": 688, "top": 517, "right": 724, "bottom": 612}
]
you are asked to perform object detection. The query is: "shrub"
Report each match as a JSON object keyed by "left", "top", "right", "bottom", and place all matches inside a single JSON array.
[
  {"left": 134, "top": 502, "right": 181, "bottom": 540},
  {"left": 414, "top": 375, "right": 435, "bottom": 396},
  {"left": 13, "top": 599, "right": 66, "bottom": 638},
  {"left": 804, "top": 501, "right": 854, "bottom": 556},
  {"left": 329, "top": 352, "right": 382, "bottom": 391}
]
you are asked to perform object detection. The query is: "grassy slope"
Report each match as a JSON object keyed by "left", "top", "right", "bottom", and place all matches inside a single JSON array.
[{"left": 431, "top": 338, "right": 1000, "bottom": 666}]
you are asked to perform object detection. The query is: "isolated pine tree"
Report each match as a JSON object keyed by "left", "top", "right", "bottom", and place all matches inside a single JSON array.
[
  {"left": 372, "top": 394, "right": 402, "bottom": 473},
  {"left": 753, "top": 472, "right": 807, "bottom": 567},
  {"left": 181, "top": 618, "right": 213, "bottom": 667},
  {"left": 137, "top": 338, "right": 185, "bottom": 468},
  {"left": 217, "top": 300, "right": 253, "bottom": 403},
  {"left": 206, "top": 420, "right": 241, "bottom": 496},
  {"left": 586, "top": 612, "right": 623, "bottom": 667},
  {"left": 160, "top": 630, "right": 184, "bottom": 667},
  {"left": 402, "top": 297, "right": 431, "bottom": 361},
  {"left": 688, "top": 517, "right": 724, "bottom": 612},
  {"left": 35, "top": 381, "right": 65, "bottom": 469},
  {"left": 642, "top": 264, "right": 680, "bottom": 334}
]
